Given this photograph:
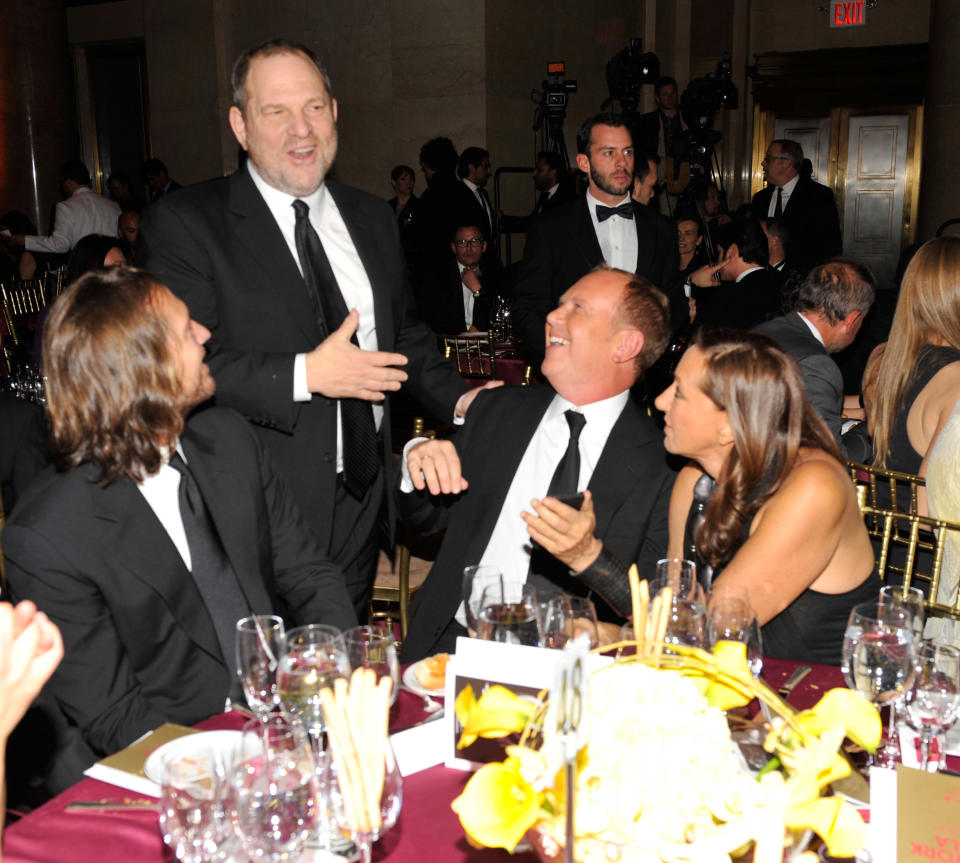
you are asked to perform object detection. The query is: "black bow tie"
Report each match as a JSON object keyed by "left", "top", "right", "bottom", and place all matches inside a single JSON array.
[{"left": 596, "top": 202, "right": 634, "bottom": 222}]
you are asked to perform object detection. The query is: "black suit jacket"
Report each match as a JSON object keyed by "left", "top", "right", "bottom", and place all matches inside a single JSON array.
[
  {"left": 754, "top": 312, "right": 871, "bottom": 462},
  {"left": 694, "top": 267, "right": 783, "bottom": 332},
  {"left": 398, "top": 385, "right": 674, "bottom": 662},
  {"left": 141, "top": 170, "right": 466, "bottom": 556},
  {"left": 3, "top": 408, "right": 356, "bottom": 781},
  {"left": 500, "top": 178, "right": 579, "bottom": 236},
  {"left": 416, "top": 260, "right": 494, "bottom": 334},
  {"left": 512, "top": 197, "right": 681, "bottom": 363},
  {"left": 751, "top": 177, "right": 842, "bottom": 276},
  {"left": 0, "top": 394, "right": 46, "bottom": 517}
]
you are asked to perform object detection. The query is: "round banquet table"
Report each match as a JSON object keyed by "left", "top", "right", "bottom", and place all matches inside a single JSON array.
[{"left": 0, "top": 658, "right": 928, "bottom": 862}]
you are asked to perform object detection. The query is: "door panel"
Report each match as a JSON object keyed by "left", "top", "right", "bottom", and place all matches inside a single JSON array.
[{"left": 774, "top": 117, "right": 831, "bottom": 183}]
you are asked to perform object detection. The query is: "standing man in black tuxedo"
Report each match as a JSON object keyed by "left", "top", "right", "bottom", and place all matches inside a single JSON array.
[
  {"left": 500, "top": 151, "right": 577, "bottom": 237},
  {"left": 512, "top": 113, "right": 680, "bottom": 365},
  {"left": 399, "top": 267, "right": 675, "bottom": 661},
  {"left": 752, "top": 139, "right": 842, "bottom": 276},
  {"left": 636, "top": 76, "right": 687, "bottom": 216},
  {"left": 3, "top": 267, "right": 356, "bottom": 789},
  {"left": 142, "top": 40, "right": 476, "bottom": 619},
  {"left": 457, "top": 148, "right": 495, "bottom": 242},
  {"left": 416, "top": 224, "right": 498, "bottom": 334}
]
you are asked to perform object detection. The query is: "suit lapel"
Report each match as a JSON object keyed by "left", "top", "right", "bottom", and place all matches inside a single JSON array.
[
  {"left": 91, "top": 476, "right": 223, "bottom": 663},
  {"left": 576, "top": 197, "right": 604, "bottom": 268},
  {"left": 588, "top": 399, "right": 655, "bottom": 539},
  {"left": 460, "top": 387, "right": 555, "bottom": 564},
  {"left": 226, "top": 171, "right": 321, "bottom": 346},
  {"left": 632, "top": 205, "right": 656, "bottom": 275},
  {"left": 180, "top": 427, "right": 273, "bottom": 616}
]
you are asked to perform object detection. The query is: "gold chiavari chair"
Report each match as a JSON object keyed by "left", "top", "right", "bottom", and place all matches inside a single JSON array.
[
  {"left": 441, "top": 330, "right": 496, "bottom": 379},
  {"left": 48, "top": 264, "right": 68, "bottom": 298},
  {"left": 1, "top": 278, "right": 47, "bottom": 348},
  {"left": 855, "top": 486, "right": 960, "bottom": 620}
]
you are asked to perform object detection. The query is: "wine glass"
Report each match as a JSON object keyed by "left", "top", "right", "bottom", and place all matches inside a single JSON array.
[
  {"left": 325, "top": 743, "right": 403, "bottom": 863},
  {"left": 904, "top": 642, "right": 960, "bottom": 773},
  {"left": 276, "top": 624, "right": 350, "bottom": 753},
  {"left": 663, "top": 597, "right": 707, "bottom": 648},
  {"left": 461, "top": 565, "right": 505, "bottom": 637},
  {"left": 476, "top": 582, "right": 542, "bottom": 646},
  {"left": 653, "top": 558, "right": 704, "bottom": 604},
  {"left": 540, "top": 595, "right": 600, "bottom": 649},
  {"left": 229, "top": 715, "right": 318, "bottom": 862},
  {"left": 706, "top": 587, "right": 762, "bottom": 673},
  {"left": 159, "top": 745, "right": 230, "bottom": 863},
  {"left": 877, "top": 586, "right": 925, "bottom": 763},
  {"left": 841, "top": 601, "right": 916, "bottom": 767},
  {"left": 342, "top": 626, "right": 400, "bottom": 706},
  {"left": 235, "top": 615, "right": 285, "bottom": 720}
]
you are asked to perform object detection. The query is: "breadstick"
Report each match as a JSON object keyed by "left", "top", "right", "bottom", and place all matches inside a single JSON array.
[{"left": 628, "top": 564, "right": 642, "bottom": 634}]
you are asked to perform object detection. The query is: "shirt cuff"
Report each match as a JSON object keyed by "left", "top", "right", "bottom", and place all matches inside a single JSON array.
[
  {"left": 293, "top": 354, "right": 312, "bottom": 402},
  {"left": 452, "top": 392, "right": 469, "bottom": 425},
  {"left": 398, "top": 437, "right": 429, "bottom": 493}
]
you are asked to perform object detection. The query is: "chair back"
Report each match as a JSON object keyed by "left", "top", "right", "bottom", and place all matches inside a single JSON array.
[
  {"left": 855, "top": 487, "right": 960, "bottom": 620},
  {"left": 441, "top": 331, "right": 496, "bottom": 379},
  {"left": 1, "top": 278, "right": 47, "bottom": 347},
  {"left": 48, "top": 265, "right": 68, "bottom": 298},
  {"left": 846, "top": 459, "right": 925, "bottom": 517}
]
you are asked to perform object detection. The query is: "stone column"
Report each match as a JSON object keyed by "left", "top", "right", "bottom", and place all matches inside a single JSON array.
[
  {"left": 917, "top": 0, "right": 960, "bottom": 240},
  {"left": 0, "top": 0, "right": 77, "bottom": 232}
]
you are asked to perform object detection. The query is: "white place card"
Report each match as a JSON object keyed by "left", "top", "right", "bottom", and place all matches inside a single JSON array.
[{"left": 390, "top": 717, "right": 446, "bottom": 777}]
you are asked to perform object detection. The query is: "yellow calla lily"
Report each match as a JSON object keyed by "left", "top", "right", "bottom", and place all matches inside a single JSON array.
[
  {"left": 455, "top": 684, "right": 533, "bottom": 748},
  {"left": 796, "top": 688, "right": 881, "bottom": 753},
  {"left": 785, "top": 796, "right": 866, "bottom": 858},
  {"left": 451, "top": 756, "right": 542, "bottom": 851},
  {"left": 778, "top": 727, "right": 851, "bottom": 805},
  {"left": 701, "top": 640, "right": 754, "bottom": 710}
]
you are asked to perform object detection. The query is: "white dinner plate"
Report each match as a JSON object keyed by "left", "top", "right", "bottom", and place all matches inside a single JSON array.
[
  {"left": 143, "top": 729, "right": 243, "bottom": 786},
  {"left": 402, "top": 661, "right": 445, "bottom": 697}
]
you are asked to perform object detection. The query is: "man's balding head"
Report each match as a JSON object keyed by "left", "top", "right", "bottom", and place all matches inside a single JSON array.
[{"left": 795, "top": 259, "right": 876, "bottom": 351}]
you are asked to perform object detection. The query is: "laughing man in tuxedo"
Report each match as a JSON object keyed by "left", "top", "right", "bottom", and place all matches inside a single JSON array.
[
  {"left": 399, "top": 267, "right": 675, "bottom": 662},
  {"left": 512, "top": 113, "right": 680, "bottom": 365},
  {"left": 142, "top": 40, "right": 475, "bottom": 619},
  {"left": 3, "top": 267, "right": 356, "bottom": 789}
]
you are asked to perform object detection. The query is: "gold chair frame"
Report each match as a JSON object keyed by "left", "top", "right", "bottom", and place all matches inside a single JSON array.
[
  {"left": 1, "top": 278, "right": 47, "bottom": 347},
  {"left": 441, "top": 330, "right": 497, "bottom": 379}
]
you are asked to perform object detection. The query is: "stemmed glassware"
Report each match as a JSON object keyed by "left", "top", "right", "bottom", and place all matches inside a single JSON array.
[
  {"left": 877, "top": 586, "right": 925, "bottom": 764},
  {"left": 325, "top": 743, "right": 403, "bottom": 863},
  {"left": 475, "top": 582, "right": 542, "bottom": 646},
  {"left": 903, "top": 642, "right": 960, "bottom": 773},
  {"left": 462, "top": 565, "right": 507, "bottom": 637},
  {"left": 159, "top": 745, "right": 231, "bottom": 863},
  {"left": 229, "top": 715, "right": 318, "bottom": 862},
  {"left": 235, "top": 615, "right": 285, "bottom": 720},
  {"left": 706, "top": 586, "right": 762, "bottom": 675},
  {"left": 275, "top": 624, "right": 349, "bottom": 753},
  {"left": 841, "top": 600, "right": 917, "bottom": 767},
  {"left": 540, "top": 595, "right": 600, "bottom": 649},
  {"left": 342, "top": 626, "right": 400, "bottom": 706}
]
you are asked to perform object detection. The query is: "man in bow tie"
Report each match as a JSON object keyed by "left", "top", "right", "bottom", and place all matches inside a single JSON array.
[{"left": 513, "top": 112, "right": 681, "bottom": 365}]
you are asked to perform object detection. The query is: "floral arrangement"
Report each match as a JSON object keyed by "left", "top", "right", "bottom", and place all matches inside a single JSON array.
[{"left": 451, "top": 642, "right": 880, "bottom": 863}]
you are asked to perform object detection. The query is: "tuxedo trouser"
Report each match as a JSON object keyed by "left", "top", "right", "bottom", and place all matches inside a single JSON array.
[{"left": 330, "top": 467, "right": 385, "bottom": 621}]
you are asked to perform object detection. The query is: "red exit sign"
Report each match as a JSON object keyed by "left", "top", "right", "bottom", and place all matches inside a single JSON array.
[{"left": 830, "top": 0, "right": 867, "bottom": 26}]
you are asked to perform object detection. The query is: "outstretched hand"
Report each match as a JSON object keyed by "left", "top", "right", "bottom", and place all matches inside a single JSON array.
[
  {"left": 407, "top": 439, "right": 468, "bottom": 496},
  {"left": 305, "top": 310, "right": 409, "bottom": 401},
  {"left": 522, "top": 490, "right": 602, "bottom": 573}
]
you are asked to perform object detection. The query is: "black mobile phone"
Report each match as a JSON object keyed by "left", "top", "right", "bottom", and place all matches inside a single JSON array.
[{"left": 552, "top": 492, "right": 584, "bottom": 510}]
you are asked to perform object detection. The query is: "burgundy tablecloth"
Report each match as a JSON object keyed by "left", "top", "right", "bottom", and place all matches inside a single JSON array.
[{"left": 0, "top": 659, "right": 918, "bottom": 862}]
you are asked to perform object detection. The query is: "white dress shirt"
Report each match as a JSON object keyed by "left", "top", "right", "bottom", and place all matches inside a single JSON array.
[
  {"left": 458, "top": 261, "right": 480, "bottom": 331},
  {"left": 586, "top": 190, "right": 638, "bottom": 272},
  {"left": 797, "top": 311, "right": 827, "bottom": 347},
  {"left": 462, "top": 178, "right": 493, "bottom": 235},
  {"left": 24, "top": 187, "right": 121, "bottom": 255},
  {"left": 766, "top": 174, "right": 799, "bottom": 218},
  {"left": 248, "top": 162, "right": 381, "bottom": 472},
  {"left": 136, "top": 445, "right": 192, "bottom": 570}
]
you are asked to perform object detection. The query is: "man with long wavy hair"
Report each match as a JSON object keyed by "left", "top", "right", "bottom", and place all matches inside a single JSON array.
[{"left": 3, "top": 266, "right": 355, "bottom": 791}]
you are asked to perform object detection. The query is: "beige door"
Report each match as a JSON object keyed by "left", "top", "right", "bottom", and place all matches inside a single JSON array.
[{"left": 840, "top": 114, "right": 910, "bottom": 291}]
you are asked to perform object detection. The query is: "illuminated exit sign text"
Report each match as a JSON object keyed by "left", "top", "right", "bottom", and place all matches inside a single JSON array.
[{"left": 830, "top": 1, "right": 866, "bottom": 27}]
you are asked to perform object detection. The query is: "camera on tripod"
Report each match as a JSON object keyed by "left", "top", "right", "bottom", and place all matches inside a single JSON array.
[{"left": 541, "top": 62, "right": 577, "bottom": 116}]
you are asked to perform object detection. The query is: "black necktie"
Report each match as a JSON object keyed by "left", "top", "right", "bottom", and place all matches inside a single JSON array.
[
  {"left": 168, "top": 452, "right": 249, "bottom": 675},
  {"left": 535, "top": 191, "right": 550, "bottom": 213},
  {"left": 292, "top": 199, "right": 379, "bottom": 500},
  {"left": 529, "top": 410, "right": 587, "bottom": 581},
  {"left": 774, "top": 186, "right": 783, "bottom": 218},
  {"left": 596, "top": 202, "right": 634, "bottom": 222}
]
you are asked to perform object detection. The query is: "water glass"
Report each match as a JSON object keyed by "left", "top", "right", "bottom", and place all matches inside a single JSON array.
[
  {"left": 462, "top": 565, "right": 506, "bottom": 637},
  {"left": 236, "top": 615, "right": 285, "bottom": 720},
  {"left": 159, "top": 745, "right": 229, "bottom": 863},
  {"left": 663, "top": 597, "right": 707, "bottom": 648},
  {"left": 230, "top": 715, "right": 318, "bottom": 861},
  {"left": 540, "top": 595, "right": 599, "bottom": 649},
  {"left": 877, "top": 585, "right": 925, "bottom": 761},
  {"left": 904, "top": 642, "right": 960, "bottom": 773},
  {"left": 653, "top": 558, "right": 703, "bottom": 604},
  {"left": 476, "top": 582, "right": 542, "bottom": 646},
  {"left": 706, "top": 588, "right": 762, "bottom": 675},
  {"left": 342, "top": 626, "right": 400, "bottom": 705}
]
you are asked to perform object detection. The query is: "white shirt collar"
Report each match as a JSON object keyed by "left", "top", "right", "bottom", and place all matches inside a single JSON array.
[
  {"left": 247, "top": 160, "right": 326, "bottom": 227},
  {"left": 735, "top": 265, "right": 764, "bottom": 283},
  {"left": 545, "top": 388, "right": 630, "bottom": 429},
  {"left": 780, "top": 174, "right": 800, "bottom": 195},
  {"left": 586, "top": 189, "right": 631, "bottom": 212},
  {"left": 546, "top": 182, "right": 560, "bottom": 198},
  {"left": 462, "top": 177, "right": 481, "bottom": 194},
  {"left": 797, "top": 311, "right": 826, "bottom": 347}
]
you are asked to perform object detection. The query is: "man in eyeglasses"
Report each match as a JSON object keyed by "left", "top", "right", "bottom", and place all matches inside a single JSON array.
[
  {"left": 751, "top": 139, "right": 841, "bottom": 277},
  {"left": 416, "top": 224, "right": 499, "bottom": 334}
]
